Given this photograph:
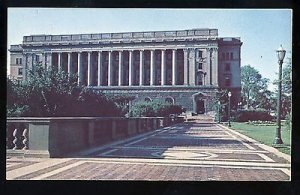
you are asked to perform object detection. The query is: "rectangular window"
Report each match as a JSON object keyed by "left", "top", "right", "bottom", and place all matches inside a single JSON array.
[
  {"left": 226, "top": 52, "right": 229, "bottom": 60},
  {"left": 198, "top": 51, "right": 202, "bottom": 58},
  {"left": 230, "top": 52, "right": 233, "bottom": 60},
  {"left": 225, "top": 63, "right": 231, "bottom": 71},
  {"left": 222, "top": 53, "right": 225, "bottom": 60},
  {"left": 19, "top": 58, "right": 22, "bottom": 64},
  {"left": 16, "top": 58, "right": 18, "bottom": 64},
  {"left": 36, "top": 55, "right": 40, "bottom": 62},
  {"left": 18, "top": 68, "right": 23, "bottom": 75},
  {"left": 198, "top": 63, "right": 203, "bottom": 70}
]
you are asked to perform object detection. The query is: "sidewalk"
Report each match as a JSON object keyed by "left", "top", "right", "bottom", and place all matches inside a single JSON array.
[{"left": 6, "top": 116, "right": 290, "bottom": 180}]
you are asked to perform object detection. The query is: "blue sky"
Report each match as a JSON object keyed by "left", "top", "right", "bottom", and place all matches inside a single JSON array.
[{"left": 7, "top": 8, "right": 292, "bottom": 90}]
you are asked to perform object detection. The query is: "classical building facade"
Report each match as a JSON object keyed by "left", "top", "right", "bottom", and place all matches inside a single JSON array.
[{"left": 9, "top": 28, "right": 242, "bottom": 114}]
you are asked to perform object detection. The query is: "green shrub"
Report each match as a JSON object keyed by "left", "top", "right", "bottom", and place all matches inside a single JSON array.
[
  {"left": 130, "top": 100, "right": 184, "bottom": 117},
  {"left": 233, "top": 109, "right": 273, "bottom": 122}
]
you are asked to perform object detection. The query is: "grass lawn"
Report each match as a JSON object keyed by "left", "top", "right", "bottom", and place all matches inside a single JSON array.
[{"left": 230, "top": 122, "right": 291, "bottom": 155}]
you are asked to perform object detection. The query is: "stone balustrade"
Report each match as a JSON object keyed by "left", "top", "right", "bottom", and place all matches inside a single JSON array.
[{"left": 6, "top": 116, "right": 183, "bottom": 158}]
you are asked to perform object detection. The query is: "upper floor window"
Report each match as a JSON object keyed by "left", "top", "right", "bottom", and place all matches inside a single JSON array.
[
  {"left": 230, "top": 52, "right": 233, "bottom": 60},
  {"left": 222, "top": 53, "right": 225, "bottom": 60},
  {"left": 198, "top": 51, "right": 203, "bottom": 58},
  {"left": 225, "top": 63, "right": 231, "bottom": 71},
  {"left": 226, "top": 52, "right": 229, "bottom": 60},
  {"left": 19, "top": 58, "right": 22, "bottom": 64},
  {"left": 36, "top": 55, "right": 40, "bottom": 62},
  {"left": 167, "top": 54, "right": 172, "bottom": 60},
  {"left": 16, "top": 58, "right": 19, "bottom": 64}
]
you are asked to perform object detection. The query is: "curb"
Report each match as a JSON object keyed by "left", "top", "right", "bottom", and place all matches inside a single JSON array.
[{"left": 218, "top": 124, "right": 291, "bottom": 162}]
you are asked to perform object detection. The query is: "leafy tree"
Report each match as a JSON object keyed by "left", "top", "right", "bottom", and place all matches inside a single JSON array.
[
  {"left": 241, "top": 65, "right": 270, "bottom": 109},
  {"left": 7, "top": 62, "right": 121, "bottom": 117}
]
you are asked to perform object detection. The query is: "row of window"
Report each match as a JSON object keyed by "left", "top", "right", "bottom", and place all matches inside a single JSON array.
[
  {"left": 15, "top": 58, "right": 22, "bottom": 65},
  {"left": 221, "top": 52, "right": 234, "bottom": 60}
]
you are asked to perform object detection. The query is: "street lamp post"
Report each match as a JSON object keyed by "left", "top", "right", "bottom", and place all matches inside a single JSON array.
[
  {"left": 218, "top": 101, "right": 221, "bottom": 123},
  {"left": 273, "top": 45, "right": 286, "bottom": 145},
  {"left": 228, "top": 91, "right": 232, "bottom": 127}
]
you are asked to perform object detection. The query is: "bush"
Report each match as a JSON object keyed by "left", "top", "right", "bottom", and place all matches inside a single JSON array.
[
  {"left": 233, "top": 109, "right": 273, "bottom": 122},
  {"left": 130, "top": 100, "right": 184, "bottom": 117}
]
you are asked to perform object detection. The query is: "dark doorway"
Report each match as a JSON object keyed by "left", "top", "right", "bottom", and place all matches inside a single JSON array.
[{"left": 196, "top": 100, "right": 205, "bottom": 114}]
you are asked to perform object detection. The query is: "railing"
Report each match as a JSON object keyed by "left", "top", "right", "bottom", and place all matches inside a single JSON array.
[
  {"left": 6, "top": 116, "right": 183, "bottom": 158},
  {"left": 6, "top": 122, "right": 29, "bottom": 150},
  {"left": 23, "top": 29, "right": 218, "bottom": 43}
]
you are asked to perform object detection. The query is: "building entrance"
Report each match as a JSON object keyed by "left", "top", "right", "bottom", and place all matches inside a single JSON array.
[{"left": 196, "top": 100, "right": 205, "bottom": 114}]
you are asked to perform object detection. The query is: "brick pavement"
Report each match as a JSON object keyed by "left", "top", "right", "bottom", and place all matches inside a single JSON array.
[{"left": 6, "top": 115, "right": 291, "bottom": 180}]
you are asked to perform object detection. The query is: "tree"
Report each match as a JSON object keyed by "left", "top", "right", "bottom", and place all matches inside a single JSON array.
[
  {"left": 241, "top": 65, "right": 270, "bottom": 109},
  {"left": 7, "top": 62, "right": 121, "bottom": 117}
]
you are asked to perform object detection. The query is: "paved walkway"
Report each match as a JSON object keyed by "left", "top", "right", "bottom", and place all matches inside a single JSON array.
[{"left": 6, "top": 116, "right": 290, "bottom": 180}]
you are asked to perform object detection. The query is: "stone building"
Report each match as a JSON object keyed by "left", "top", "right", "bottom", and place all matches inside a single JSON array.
[{"left": 9, "top": 28, "right": 242, "bottom": 114}]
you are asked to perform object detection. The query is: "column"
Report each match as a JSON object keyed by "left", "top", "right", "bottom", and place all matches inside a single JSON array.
[
  {"left": 172, "top": 49, "right": 177, "bottom": 85},
  {"left": 150, "top": 49, "right": 155, "bottom": 85},
  {"left": 31, "top": 53, "right": 34, "bottom": 70},
  {"left": 139, "top": 50, "right": 144, "bottom": 86},
  {"left": 97, "top": 51, "right": 103, "bottom": 86},
  {"left": 58, "top": 52, "right": 62, "bottom": 71},
  {"left": 129, "top": 50, "right": 134, "bottom": 86},
  {"left": 108, "top": 51, "right": 113, "bottom": 86},
  {"left": 161, "top": 49, "right": 166, "bottom": 85},
  {"left": 183, "top": 48, "right": 189, "bottom": 85},
  {"left": 77, "top": 52, "right": 83, "bottom": 85},
  {"left": 47, "top": 52, "right": 52, "bottom": 71},
  {"left": 42, "top": 53, "right": 46, "bottom": 69},
  {"left": 206, "top": 48, "right": 212, "bottom": 85},
  {"left": 118, "top": 51, "right": 123, "bottom": 86},
  {"left": 212, "top": 47, "right": 219, "bottom": 86},
  {"left": 87, "top": 51, "right": 93, "bottom": 86},
  {"left": 67, "top": 52, "right": 72, "bottom": 75},
  {"left": 22, "top": 53, "right": 28, "bottom": 80}
]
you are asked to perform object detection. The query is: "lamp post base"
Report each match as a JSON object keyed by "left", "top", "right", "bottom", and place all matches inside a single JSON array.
[{"left": 273, "top": 137, "right": 283, "bottom": 145}]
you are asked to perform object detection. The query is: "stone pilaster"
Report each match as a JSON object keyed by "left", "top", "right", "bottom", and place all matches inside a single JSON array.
[
  {"left": 161, "top": 49, "right": 166, "bottom": 85},
  {"left": 87, "top": 51, "right": 93, "bottom": 86},
  {"left": 67, "top": 52, "right": 72, "bottom": 75},
  {"left": 206, "top": 48, "right": 212, "bottom": 85},
  {"left": 129, "top": 50, "right": 134, "bottom": 86},
  {"left": 108, "top": 51, "right": 113, "bottom": 86},
  {"left": 139, "top": 50, "right": 144, "bottom": 86},
  {"left": 183, "top": 48, "right": 189, "bottom": 85},
  {"left": 150, "top": 49, "right": 155, "bottom": 85},
  {"left": 212, "top": 47, "right": 219, "bottom": 86},
  {"left": 188, "top": 48, "right": 196, "bottom": 86},
  {"left": 118, "top": 51, "right": 123, "bottom": 86},
  {"left": 77, "top": 52, "right": 83, "bottom": 85},
  {"left": 97, "top": 51, "right": 103, "bottom": 86},
  {"left": 172, "top": 49, "right": 177, "bottom": 85}
]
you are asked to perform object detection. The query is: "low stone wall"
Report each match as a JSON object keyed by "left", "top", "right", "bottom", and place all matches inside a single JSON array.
[{"left": 6, "top": 116, "right": 184, "bottom": 158}]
